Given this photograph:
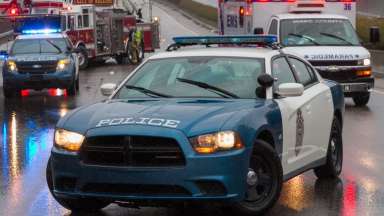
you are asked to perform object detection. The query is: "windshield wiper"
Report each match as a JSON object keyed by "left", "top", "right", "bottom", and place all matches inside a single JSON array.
[
  {"left": 45, "top": 39, "right": 62, "bottom": 53},
  {"left": 176, "top": 78, "right": 239, "bottom": 99},
  {"left": 288, "top": 33, "right": 321, "bottom": 45},
  {"left": 125, "top": 85, "right": 172, "bottom": 98},
  {"left": 320, "top": 32, "right": 353, "bottom": 45}
]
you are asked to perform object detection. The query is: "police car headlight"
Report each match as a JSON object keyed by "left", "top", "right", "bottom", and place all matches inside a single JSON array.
[
  {"left": 7, "top": 60, "right": 17, "bottom": 73},
  {"left": 57, "top": 59, "right": 70, "bottom": 71},
  {"left": 54, "top": 129, "right": 84, "bottom": 152},
  {"left": 190, "top": 131, "right": 244, "bottom": 154}
]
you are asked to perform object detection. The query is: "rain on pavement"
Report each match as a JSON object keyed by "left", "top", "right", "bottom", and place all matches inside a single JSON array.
[{"left": 1, "top": 2, "right": 384, "bottom": 216}]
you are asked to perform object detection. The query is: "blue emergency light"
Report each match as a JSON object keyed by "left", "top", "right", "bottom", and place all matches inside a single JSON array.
[
  {"left": 172, "top": 35, "right": 278, "bottom": 46},
  {"left": 13, "top": 15, "right": 62, "bottom": 34},
  {"left": 22, "top": 28, "right": 61, "bottom": 34}
]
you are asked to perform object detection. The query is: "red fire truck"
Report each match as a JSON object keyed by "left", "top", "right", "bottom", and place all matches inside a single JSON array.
[{"left": 0, "top": 0, "right": 160, "bottom": 69}]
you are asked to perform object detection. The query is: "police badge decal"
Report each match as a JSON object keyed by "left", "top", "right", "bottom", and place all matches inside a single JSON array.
[{"left": 295, "top": 109, "right": 304, "bottom": 156}]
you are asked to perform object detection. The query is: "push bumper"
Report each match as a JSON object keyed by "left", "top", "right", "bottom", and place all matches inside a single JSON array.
[{"left": 50, "top": 126, "right": 251, "bottom": 203}]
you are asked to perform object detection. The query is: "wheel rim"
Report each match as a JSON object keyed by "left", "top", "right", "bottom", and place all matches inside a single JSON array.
[
  {"left": 244, "top": 156, "right": 273, "bottom": 205},
  {"left": 330, "top": 126, "right": 342, "bottom": 173}
]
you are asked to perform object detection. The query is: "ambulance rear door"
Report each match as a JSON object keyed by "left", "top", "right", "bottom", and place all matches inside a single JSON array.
[{"left": 219, "top": 0, "right": 252, "bottom": 35}]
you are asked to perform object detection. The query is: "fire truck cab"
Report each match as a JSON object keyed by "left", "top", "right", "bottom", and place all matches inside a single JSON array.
[{"left": 218, "top": 0, "right": 375, "bottom": 107}]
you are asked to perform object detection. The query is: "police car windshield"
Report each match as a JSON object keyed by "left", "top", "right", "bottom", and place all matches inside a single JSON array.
[
  {"left": 115, "top": 56, "right": 265, "bottom": 99},
  {"left": 280, "top": 19, "right": 360, "bottom": 46},
  {"left": 10, "top": 38, "right": 68, "bottom": 55}
]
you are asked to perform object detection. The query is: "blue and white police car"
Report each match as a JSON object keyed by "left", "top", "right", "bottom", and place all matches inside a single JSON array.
[
  {"left": 46, "top": 35, "right": 344, "bottom": 214},
  {"left": 2, "top": 29, "right": 79, "bottom": 98}
]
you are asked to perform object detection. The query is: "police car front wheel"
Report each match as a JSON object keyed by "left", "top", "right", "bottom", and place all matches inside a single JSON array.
[
  {"left": 233, "top": 140, "right": 283, "bottom": 215},
  {"left": 314, "top": 118, "right": 343, "bottom": 179},
  {"left": 46, "top": 157, "right": 110, "bottom": 212}
]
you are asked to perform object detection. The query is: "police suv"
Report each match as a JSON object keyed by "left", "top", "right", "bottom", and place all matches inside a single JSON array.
[
  {"left": 2, "top": 30, "right": 79, "bottom": 98},
  {"left": 46, "top": 35, "right": 344, "bottom": 215}
]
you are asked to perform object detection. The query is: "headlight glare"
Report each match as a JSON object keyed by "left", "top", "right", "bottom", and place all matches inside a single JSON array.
[
  {"left": 7, "top": 60, "right": 17, "bottom": 72},
  {"left": 57, "top": 59, "right": 70, "bottom": 71},
  {"left": 191, "top": 131, "right": 243, "bottom": 154},
  {"left": 54, "top": 129, "right": 84, "bottom": 151},
  {"left": 363, "top": 58, "right": 371, "bottom": 66}
]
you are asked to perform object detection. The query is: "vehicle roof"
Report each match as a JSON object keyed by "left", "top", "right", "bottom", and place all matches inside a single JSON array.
[
  {"left": 149, "top": 47, "right": 281, "bottom": 60},
  {"left": 274, "top": 13, "right": 349, "bottom": 20},
  {"left": 16, "top": 33, "right": 67, "bottom": 40}
]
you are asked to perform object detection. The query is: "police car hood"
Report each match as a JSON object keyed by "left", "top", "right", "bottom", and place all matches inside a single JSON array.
[
  {"left": 9, "top": 53, "right": 67, "bottom": 62},
  {"left": 58, "top": 99, "right": 262, "bottom": 136},
  {"left": 283, "top": 46, "right": 370, "bottom": 61}
]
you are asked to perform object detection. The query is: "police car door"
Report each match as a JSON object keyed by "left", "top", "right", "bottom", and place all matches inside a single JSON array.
[
  {"left": 272, "top": 56, "right": 332, "bottom": 175},
  {"left": 287, "top": 56, "right": 334, "bottom": 165}
]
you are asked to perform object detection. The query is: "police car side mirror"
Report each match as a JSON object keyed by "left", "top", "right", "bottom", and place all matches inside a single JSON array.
[
  {"left": 0, "top": 50, "right": 8, "bottom": 60},
  {"left": 257, "top": 74, "right": 274, "bottom": 88},
  {"left": 100, "top": 83, "right": 117, "bottom": 96},
  {"left": 277, "top": 83, "right": 304, "bottom": 97}
]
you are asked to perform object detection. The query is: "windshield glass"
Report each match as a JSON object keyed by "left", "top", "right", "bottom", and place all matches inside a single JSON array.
[
  {"left": 11, "top": 38, "right": 69, "bottom": 55},
  {"left": 114, "top": 57, "right": 265, "bottom": 99},
  {"left": 280, "top": 19, "right": 360, "bottom": 46}
]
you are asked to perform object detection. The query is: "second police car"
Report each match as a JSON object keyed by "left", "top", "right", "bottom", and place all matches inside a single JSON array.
[
  {"left": 46, "top": 35, "right": 344, "bottom": 215},
  {"left": 1, "top": 29, "right": 79, "bottom": 98}
]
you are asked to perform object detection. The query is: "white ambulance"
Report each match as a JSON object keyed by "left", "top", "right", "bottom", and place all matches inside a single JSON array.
[{"left": 218, "top": 0, "right": 375, "bottom": 106}]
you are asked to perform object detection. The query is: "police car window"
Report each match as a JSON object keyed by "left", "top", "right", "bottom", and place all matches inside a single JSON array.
[
  {"left": 272, "top": 57, "right": 296, "bottom": 89},
  {"left": 289, "top": 58, "right": 315, "bottom": 87},
  {"left": 115, "top": 57, "right": 265, "bottom": 99},
  {"left": 269, "top": 19, "right": 278, "bottom": 35}
]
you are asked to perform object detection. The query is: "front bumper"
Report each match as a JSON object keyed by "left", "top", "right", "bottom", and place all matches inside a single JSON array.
[
  {"left": 50, "top": 126, "right": 251, "bottom": 203},
  {"left": 3, "top": 71, "right": 74, "bottom": 90}
]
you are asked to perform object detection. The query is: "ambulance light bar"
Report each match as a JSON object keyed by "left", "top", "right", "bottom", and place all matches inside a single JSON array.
[
  {"left": 169, "top": 35, "right": 278, "bottom": 51},
  {"left": 22, "top": 29, "right": 61, "bottom": 34}
]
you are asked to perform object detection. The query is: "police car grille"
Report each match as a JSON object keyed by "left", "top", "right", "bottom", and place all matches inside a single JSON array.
[
  {"left": 17, "top": 61, "right": 57, "bottom": 74},
  {"left": 81, "top": 136, "right": 186, "bottom": 167},
  {"left": 309, "top": 60, "right": 359, "bottom": 67}
]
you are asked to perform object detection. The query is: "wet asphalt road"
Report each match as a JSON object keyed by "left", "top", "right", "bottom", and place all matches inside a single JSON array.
[{"left": 1, "top": 2, "right": 384, "bottom": 216}]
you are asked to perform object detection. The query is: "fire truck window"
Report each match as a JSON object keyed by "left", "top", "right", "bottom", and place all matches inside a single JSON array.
[
  {"left": 68, "top": 16, "right": 75, "bottom": 30},
  {"left": 82, "top": 9, "right": 90, "bottom": 28},
  {"left": 61, "top": 16, "right": 67, "bottom": 31},
  {"left": 78, "top": 15, "right": 83, "bottom": 28},
  {"left": 268, "top": 19, "right": 278, "bottom": 35}
]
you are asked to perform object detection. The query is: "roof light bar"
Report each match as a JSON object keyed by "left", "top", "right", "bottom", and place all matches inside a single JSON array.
[
  {"left": 172, "top": 35, "right": 278, "bottom": 46},
  {"left": 21, "top": 28, "right": 61, "bottom": 34}
]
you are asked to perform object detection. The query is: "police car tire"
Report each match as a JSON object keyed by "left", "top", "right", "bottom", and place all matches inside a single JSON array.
[
  {"left": 233, "top": 140, "right": 283, "bottom": 216},
  {"left": 67, "top": 80, "right": 77, "bottom": 96},
  {"left": 78, "top": 47, "right": 89, "bottom": 70},
  {"left": 314, "top": 118, "right": 343, "bottom": 179},
  {"left": 46, "top": 157, "right": 110, "bottom": 212},
  {"left": 352, "top": 93, "right": 370, "bottom": 107}
]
